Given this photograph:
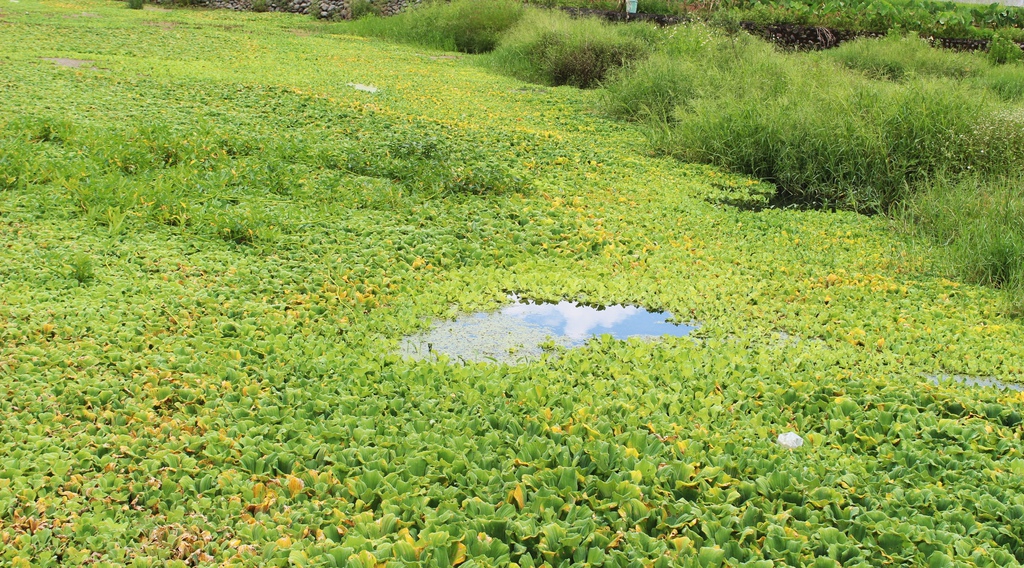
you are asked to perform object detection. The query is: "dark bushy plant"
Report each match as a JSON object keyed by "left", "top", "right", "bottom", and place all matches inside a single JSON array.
[{"left": 350, "top": 0, "right": 380, "bottom": 19}]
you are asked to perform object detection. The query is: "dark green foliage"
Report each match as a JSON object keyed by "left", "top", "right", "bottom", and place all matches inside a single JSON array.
[
  {"left": 730, "top": 0, "right": 1024, "bottom": 41},
  {"left": 251, "top": 0, "right": 269, "bottom": 12},
  {"left": 127, "top": 0, "right": 144, "bottom": 9},
  {"left": 487, "top": 9, "right": 659, "bottom": 88},
  {"left": 347, "top": 0, "right": 525, "bottom": 53}
]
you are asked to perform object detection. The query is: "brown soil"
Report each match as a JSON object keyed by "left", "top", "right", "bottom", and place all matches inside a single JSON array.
[
  {"left": 417, "top": 54, "right": 461, "bottom": 61},
  {"left": 289, "top": 28, "right": 313, "bottom": 37},
  {"left": 42, "top": 57, "right": 95, "bottom": 68},
  {"left": 143, "top": 20, "right": 178, "bottom": 30}
]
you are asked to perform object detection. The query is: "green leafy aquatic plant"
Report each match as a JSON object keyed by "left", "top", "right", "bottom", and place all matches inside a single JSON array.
[{"left": 2, "top": 1, "right": 1024, "bottom": 566}]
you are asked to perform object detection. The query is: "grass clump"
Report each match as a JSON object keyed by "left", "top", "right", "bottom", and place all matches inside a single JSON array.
[
  {"left": 487, "top": 9, "right": 660, "bottom": 88},
  {"left": 349, "top": 0, "right": 380, "bottom": 19},
  {"left": 127, "top": 0, "right": 144, "bottom": 9},
  {"left": 825, "top": 32, "right": 983, "bottom": 82},
  {"left": 988, "top": 32, "right": 1024, "bottom": 66},
  {"left": 979, "top": 64, "right": 1024, "bottom": 102},
  {"left": 605, "top": 26, "right": 1024, "bottom": 211},
  {"left": 346, "top": 0, "right": 524, "bottom": 53},
  {"left": 904, "top": 173, "right": 1024, "bottom": 313}
]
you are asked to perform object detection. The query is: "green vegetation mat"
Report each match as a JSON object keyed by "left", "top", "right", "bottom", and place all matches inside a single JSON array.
[{"left": 1, "top": 1, "right": 1024, "bottom": 566}]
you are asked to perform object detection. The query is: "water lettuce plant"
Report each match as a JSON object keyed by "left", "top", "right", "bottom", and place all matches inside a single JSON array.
[{"left": 1, "top": 1, "right": 1023, "bottom": 567}]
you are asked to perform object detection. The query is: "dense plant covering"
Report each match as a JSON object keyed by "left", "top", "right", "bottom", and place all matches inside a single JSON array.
[
  {"left": 523, "top": 0, "right": 1024, "bottom": 41},
  {"left": 731, "top": 0, "right": 1024, "bottom": 41},
  {"left": 605, "top": 26, "right": 1024, "bottom": 210},
  {"left": 2, "top": 1, "right": 1024, "bottom": 566}
]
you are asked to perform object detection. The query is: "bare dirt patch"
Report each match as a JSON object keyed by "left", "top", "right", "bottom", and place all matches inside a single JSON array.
[
  {"left": 290, "top": 28, "right": 313, "bottom": 37},
  {"left": 142, "top": 4, "right": 172, "bottom": 11},
  {"left": 42, "top": 57, "right": 95, "bottom": 68},
  {"left": 417, "top": 54, "right": 461, "bottom": 61},
  {"left": 143, "top": 20, "right": 177, "bottom": 30}
]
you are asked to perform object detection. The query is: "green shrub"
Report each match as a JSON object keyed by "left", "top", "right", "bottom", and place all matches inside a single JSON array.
[
  {"left": 350, "top": 0, "right": 380, "bottom": 19},
  {"left": 988, "top": 32, "right": 1024, "bottom": 66},
  {"left": 605, "top": 25, "right": 1024, "bottom": 211},
  {"left": 825, "top": 32, "right": 983, "bottom": 81},
  {"left": 251, "top": 0, "right": 269, "bottom": 12},
  {"left": 347, "top": 0, "right": 524, "bottom": 54},
  {"left": 904, "top": 173, "right": 1024, "bottom": 313},
  {"left": 487, "top": 9, "right": 659, "bottom": 88},
  {"left": 127, "top": 0, "right": 145, "bottom": 9}
]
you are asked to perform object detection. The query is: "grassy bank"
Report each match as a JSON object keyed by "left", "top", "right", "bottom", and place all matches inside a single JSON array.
[
  {"left": 2, "top": 0, "right": 1024, "bottom": 566},
  {"left": 599, "top": 25, "right": 1024, "bottom": 308}
]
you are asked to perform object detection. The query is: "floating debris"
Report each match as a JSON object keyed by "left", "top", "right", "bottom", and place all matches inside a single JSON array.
[
  {"left": 928, "top": 374, "right": 1024, "bottom": 392},
  {"left": 347, "top": 82, "right": 378, "bottom": 93},
  {"left": 777, "top": 432, "right": 804, "bottom": 449}
]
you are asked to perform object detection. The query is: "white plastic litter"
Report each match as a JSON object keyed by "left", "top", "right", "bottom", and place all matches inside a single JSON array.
[
  {"left": 777, "top": 432, "right": 804, "bottom": 449},
  {"left": 347, "top": 83, "right": 378, "bottom": 93}
]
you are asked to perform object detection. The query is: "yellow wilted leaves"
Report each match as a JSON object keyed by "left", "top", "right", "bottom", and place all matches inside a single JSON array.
[
  {"left": 286, "top": 475, "right": 305, "bottom": 498},
  {"left": 508, "top": 484, "right": 525, "bottom": 510}
]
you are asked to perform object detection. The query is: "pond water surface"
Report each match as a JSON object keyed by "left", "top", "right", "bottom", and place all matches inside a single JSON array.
[{"left": 399, "top": 296, "right": 698, "bottom": 364}]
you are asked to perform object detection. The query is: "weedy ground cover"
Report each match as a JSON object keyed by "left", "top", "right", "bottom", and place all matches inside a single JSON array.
[{"left": 2, "top": 1, "right": 1024, "bottom": 566}]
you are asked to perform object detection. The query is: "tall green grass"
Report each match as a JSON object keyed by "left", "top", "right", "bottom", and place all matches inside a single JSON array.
[
  {"left": 604, "top": 26, "right": 1024, "bottom": 211},
  {"left": 903, "top": 172, "right": 1024, "bottom": 313},
  {"left": 346, "top": 0, "right": 524, "bottom": 54},
  {"left": 824, "top": 32, "right": 984, "bottom": 81},
  {"left": 485, "top": 9, "right": 661, "bottom": 88},
  {"left": 823, "top": 32, "right": 1024, "bottom": 103},
  {"left": 980, "top": 64, "right": 1024, "bottom": 102}
]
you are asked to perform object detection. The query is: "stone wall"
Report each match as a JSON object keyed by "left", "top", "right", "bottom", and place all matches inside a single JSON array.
[
  {"left": 154, "top": 0, "right": 350, "bottom": 19},
  {"left": 378, "top": 0, "right": 421, "bottom": 17}
]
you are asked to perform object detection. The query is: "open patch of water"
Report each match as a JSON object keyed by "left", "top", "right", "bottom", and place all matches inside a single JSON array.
[
  {"left": 928, "top": 374, "right": 1024, "bottom": 392},
  {"left": 399, "top": 296, "right": 698, "bottom": 364}
]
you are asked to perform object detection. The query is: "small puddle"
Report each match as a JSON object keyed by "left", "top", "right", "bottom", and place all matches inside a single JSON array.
[
  {"left": 400, "top": 296, "right": 698, "bottom": 363},
  {"left": 928, "top": 374, "right": 1024, "bottom": 392}
]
